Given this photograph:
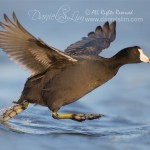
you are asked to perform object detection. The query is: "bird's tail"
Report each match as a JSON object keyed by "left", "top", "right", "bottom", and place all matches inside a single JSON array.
[{"left": 0, "top": 100, "right": 29, "bottom": 122}]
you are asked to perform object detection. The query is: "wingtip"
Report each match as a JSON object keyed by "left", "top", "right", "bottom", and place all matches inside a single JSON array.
[
  {"left": 111, "top": 20, "right": 116, "bottom": 27},
  {"left": 95, "top": 21, "right": 116, "bottom": 38},
  {"left": 102, "top": 21, "right": 110, "bottom": 38},
  {"left": 12, "top": 11, "right": 16, "bottom": 17},
  {"left": 95, "top": 25, "right": 102, "bottom": 30},
  {"left": 95, "top": 21, "right": 116, "bottom": 42},
  {"left": 3, "top": 13, "right": 7, "bottom": 18},
  {"left": 95, "top": 25, "right": 102, "bottom": 32},
  {"left": 12, "top": 11, "right": 17, "bottom": 23},
  {"left": 109, "top": 20, "right": 116, "bottom": 42},
  {"left": 88, "top": 31, "right": 95, "bottom": 38},
  {"left": 3, "top": 13, "right": 8, "bottom": 22},
  {"left": 95, "top": 25, "right": 103, "bottom": 36},
  {"left": 3, "top": 13, "right": 13, "bottom": 25},
  {"left": 113, "top": 20, "right": 116, "bottom": 24},
  {"left": 103, "top": 21, "right": 109, "bottom": 28}
]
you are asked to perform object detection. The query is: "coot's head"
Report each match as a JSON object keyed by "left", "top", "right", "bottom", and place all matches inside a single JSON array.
[
  {"left": 128, "top": 46, "right": 150, "bottom": 63},
  {"left": 117, "top": 46, "right": 150, "bottom": 64}
]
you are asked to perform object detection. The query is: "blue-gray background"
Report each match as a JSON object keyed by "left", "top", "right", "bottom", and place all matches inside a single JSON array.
[{"left": 0, "top": 0, "right": 150, "bottom": 150}]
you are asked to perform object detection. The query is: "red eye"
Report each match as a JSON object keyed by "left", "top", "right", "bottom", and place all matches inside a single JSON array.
[{"left": 134, "top": 50, "right": 139, "bottom": 55}]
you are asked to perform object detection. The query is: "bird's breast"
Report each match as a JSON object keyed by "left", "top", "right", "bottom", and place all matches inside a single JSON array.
[{"left": 42, "top": 59, "right": 117, "bottom": 106}]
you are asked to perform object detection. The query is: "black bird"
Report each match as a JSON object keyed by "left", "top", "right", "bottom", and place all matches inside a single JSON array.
[{"left": 0, "top": 12, "right": 149, "bottom": 122}]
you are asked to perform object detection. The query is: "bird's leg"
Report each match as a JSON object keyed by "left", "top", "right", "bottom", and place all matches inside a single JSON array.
[
  {"left": 52, "top": 112, "right": 104, "bottom": 122},
  {"left": 1, "top": 100, "right": 29, "bottom": 122}
]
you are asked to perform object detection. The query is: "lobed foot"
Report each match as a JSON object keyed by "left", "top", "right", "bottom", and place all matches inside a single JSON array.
[
  {"left": 72, "top": 114, "right": 105, "bottom": 122},
  {"left": 52, "top": 112, "right": 105, "bottom": 122},
  {"left": 2, "top": 100, "right": 29, "bottom": 122}
]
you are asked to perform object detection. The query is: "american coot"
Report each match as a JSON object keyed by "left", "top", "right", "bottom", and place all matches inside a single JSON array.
[{"left": 0, "top": 12, "right": 149, "bottom": 122}]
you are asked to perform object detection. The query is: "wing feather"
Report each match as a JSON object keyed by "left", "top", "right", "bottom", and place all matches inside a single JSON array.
[
  {"left": 65, "top": 21, "right": 116, "bottom": 56},
  {"left": 0, "top": 12, "right": 77, "bottom": 76}
]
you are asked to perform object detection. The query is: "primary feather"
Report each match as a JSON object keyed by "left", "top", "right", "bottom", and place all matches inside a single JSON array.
[
  {"left": 0, "top": 12, "right": 77, "bottom": 76},
  {"left": 65, "top": 21, "right": 116, "bottom": 56}
]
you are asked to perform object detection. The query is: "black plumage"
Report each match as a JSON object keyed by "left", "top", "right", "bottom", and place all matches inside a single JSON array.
[{"left": 0, "top": 12, "right": 149, "bottom": 122}]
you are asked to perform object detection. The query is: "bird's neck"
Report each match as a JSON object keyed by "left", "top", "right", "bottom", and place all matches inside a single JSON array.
[{"left": 107, "top": 51, "right": 129, "bottom": 70}]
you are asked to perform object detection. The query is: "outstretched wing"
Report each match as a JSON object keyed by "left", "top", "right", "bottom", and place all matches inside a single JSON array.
[
  {"left": 0, "top": 12, "right": 77, "bottom": 76},
  {"left": 65, "top": 21, "right": 116, "bottom": 56}
]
